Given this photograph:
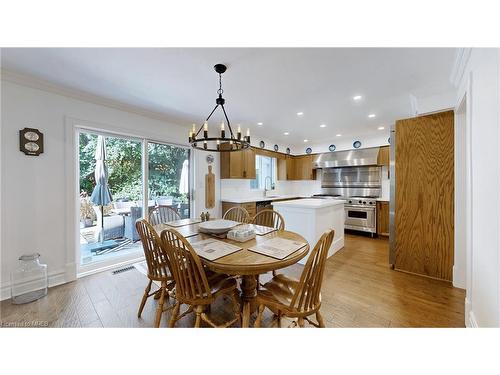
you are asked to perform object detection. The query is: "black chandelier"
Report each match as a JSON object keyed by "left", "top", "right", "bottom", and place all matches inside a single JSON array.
[{"left": 188, "top": 64, "right": 250, "bottom": 152}]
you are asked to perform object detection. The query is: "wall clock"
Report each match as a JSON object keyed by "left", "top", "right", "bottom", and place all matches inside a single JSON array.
[
  {"left": 329, "top": 144, "right": 336, "bottom": 152},
  {"left": 274, "top": 144, "right": 279, "bottom": 152},
  {"left": 305, "top": 147, "right": 312, "bottom": 154},
  {"left": 353, "top": 140, "right": 362, "bottom": 149},
  {"left": 20, "top": 128, "right": 44, "bottom": 156}
]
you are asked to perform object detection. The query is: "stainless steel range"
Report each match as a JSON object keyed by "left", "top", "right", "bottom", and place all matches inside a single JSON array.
[{"left": 311, "top": 164, "right": 382, "bottom": 236}]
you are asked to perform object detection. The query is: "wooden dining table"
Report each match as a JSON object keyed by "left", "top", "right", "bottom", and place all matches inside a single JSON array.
[{"left": 153, "top": 221, "right": 310, "bottom": 327}]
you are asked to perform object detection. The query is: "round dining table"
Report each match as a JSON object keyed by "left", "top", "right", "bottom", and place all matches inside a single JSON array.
[{"left": 154, "top": 221, "right": 309, "bottom": 327}]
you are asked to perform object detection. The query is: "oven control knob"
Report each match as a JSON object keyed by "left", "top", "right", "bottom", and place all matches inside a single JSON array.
[
  {"left": 358, "top": 200, "right": 362, "bottom": 204},
  {"left": 363, "top": 201, "right": 366, "bottom": 204},
  {"left": 348, "top": 200, "right": 352, "bottom": 204}
]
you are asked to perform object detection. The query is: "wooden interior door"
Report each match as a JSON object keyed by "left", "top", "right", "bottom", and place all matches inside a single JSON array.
[{"left": 394, "top": 110, "right": 454, "bottom": 281}]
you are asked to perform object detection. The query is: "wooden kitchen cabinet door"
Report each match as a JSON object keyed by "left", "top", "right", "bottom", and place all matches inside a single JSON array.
[
  {"left": 377, "top": 201, "right": 389, "bottom": 236},
  {"left": 393, "top": 110, "right": 454, "bottom": 281},
  {"left": 294, "top": 155, "right": 315, "bottom": 180},
  {"left": 220, "top": 144, "right": 256, "bottom": 179},
  {"left": 243, "top": 148, "right": 256, "bottom": 179},
  {"left": 278, "top": 156, "right": 296, "bottom": 180},
  {"left": 377, "top": 146, "right": 390, "bottom": 166}
]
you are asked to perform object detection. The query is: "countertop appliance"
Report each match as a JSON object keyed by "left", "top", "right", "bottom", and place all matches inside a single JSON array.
[{"left": 311, "top": 165, "right": 382, "bottom": 236}]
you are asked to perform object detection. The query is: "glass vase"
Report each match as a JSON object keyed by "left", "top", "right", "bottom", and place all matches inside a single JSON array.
[{"left": 10, "top": 253, "right": 48, "bottom": 304}]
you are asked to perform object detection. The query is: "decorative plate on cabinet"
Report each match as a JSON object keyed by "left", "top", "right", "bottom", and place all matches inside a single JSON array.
[
  {"left": 286, "top": 147, "right": 291, "bottom": 154},
  {"left": 274, "top": 144, "right": 279, "bottom": 152},
  {"left": 388, "top": 137, "right": 391, "bottom": 144},
  {"left": 328, "top": 144, "right": 336, "bottom": 152},
  {"left": 259, "top": 140, "right": 265, "bottom": 148},
  {"left": 353, "top": 141, "right": 362, "bottom": 149},
  {"left": 305, "top": 147, "right": 312, "bottom": 154}
]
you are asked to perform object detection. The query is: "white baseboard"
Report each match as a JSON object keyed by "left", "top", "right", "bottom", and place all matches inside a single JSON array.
[
  {"left": 465, "top": 298, "right": 478, "bottom": 327},
  {"left": 0, "top": 269, "right": 67, "bottom": 301}
]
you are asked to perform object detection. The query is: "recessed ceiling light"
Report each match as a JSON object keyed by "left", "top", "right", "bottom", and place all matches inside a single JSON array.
[
  {"left": 336, "top": 134, "right": 342, "bottom": 137},
  {"left": 296, "top": 112, "right": 304, "bottom": 116},
  {"left": 320, "top": 124, "right": 327, "bottom": 128},
  {"left": 284, "top": 132, "right": 290, "bottom": 135},
  {"left": 257, "top": 122, "right": 263, "bottom": 126},
  {"left": 368, "top": 114, "right": 376, "bottom": 118},
  {"left": 303, "top": 139, "right": 308, "bottom": 143},
  {"left": 378, "top": 126, "right": 385, "bottom": 130},
  {"left": 353, "top": 95, "right": 362, "bottom": 101}
]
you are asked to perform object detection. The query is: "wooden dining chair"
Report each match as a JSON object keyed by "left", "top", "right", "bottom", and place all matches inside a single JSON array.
[
  {"left": 135, "top": 219, "right": 176, "bottom": 327},
  {"left": 223, "top": 206, "right": 250, "bottom": 223},
  {"left": 251, "top": 209, "right": 285, "bottom": 231},
  {"left": 253, "top": 229, "right": 335, "bottom": 328},
  {"left": 252, "top": 209, "right": 285, "bottom": 278},
  {"left": 149, "top": 205, "right": 181, "bottom": 226},
  {"left": 160, "top": 228, "right": 241, "bottom": 328}
]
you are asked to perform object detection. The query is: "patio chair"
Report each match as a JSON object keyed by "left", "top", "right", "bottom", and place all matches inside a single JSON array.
[
  {"left": 92, "top": 206, "right": 125, "bottom": 241},
  {"left": 149, "top": 206, "right": 181, "bottom": 226}
]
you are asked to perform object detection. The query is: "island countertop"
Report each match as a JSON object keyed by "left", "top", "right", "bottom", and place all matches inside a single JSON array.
[
  {"left": 272, "top": 198, "right": 345, "bottom": 209},
  {"left": 220, "top": 195, "right": 308, "bottom": 204}
]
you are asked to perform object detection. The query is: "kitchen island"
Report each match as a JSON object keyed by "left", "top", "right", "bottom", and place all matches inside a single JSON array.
[{"left": 272, "top": 199, "right": 345, "bottom": 264}]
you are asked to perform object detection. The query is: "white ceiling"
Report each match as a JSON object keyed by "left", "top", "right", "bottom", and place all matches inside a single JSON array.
[{"left": 1, "top": 48, "right": 457, "bottom": 145}]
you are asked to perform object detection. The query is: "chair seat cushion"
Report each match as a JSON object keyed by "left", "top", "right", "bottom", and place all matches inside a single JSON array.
[{"left": 257, "top": 274, "right": 300, "bottom": 308}]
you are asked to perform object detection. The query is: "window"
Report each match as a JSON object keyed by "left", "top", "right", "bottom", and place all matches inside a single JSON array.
[{"left": 250, "top": 155, "right": 277, "bottom": 190}]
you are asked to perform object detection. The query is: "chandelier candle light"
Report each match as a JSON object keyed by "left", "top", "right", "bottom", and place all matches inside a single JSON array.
[{"left": 189, "top": 64, "right": 251, "bottom": 152}]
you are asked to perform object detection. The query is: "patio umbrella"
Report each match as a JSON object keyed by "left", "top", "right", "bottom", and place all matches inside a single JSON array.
[
  {"left": 179, "top": 159, "right": 189, "bottom": 195},
  {"left": 90, "top": 135, "right": 113, "bottom": 242}
]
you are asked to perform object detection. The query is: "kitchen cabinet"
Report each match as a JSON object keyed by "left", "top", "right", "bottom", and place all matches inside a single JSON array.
[
  {"left": 277, "top": 155, "right": 315, "bottom": 180},
  {"left": 377, "top": 201, "right": 389, "bottom": 236},
  {"left": 377, "top": 146, "right": 390, "bottom": 166},
  {"left": 220, "top": 145, "right": 256, "bottom": 179},
  {"left": 294, "top": 155, "right": 316, "bottom": 180},
  {"left": 278, "top": 155, "right": 296, "bottom": 180},
  {"left": 221, "top": 201, "right": 256, "bottom": 218}
]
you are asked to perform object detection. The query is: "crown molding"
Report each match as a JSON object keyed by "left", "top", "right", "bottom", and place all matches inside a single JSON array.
[
  {"left": 450, "top": 48, "right": 472, "bottom": 88},
  {"left": 0, "top": 68, "right": 188, "bottom": 126}
]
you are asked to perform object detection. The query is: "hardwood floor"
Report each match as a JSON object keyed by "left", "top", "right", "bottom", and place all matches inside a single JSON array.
[{"left": 0, "top": 234, "right": 465, "bottom": 328}]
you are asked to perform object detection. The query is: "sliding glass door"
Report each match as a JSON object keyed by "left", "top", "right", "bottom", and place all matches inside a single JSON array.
[
  {"left": 148, "top": 142, "right": 191, "bottom": 219},
  {"left": 77, "top": 129, "right": 191, "bottom": 268}
]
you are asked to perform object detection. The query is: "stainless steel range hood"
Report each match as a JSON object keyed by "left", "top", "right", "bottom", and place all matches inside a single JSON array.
[{"left": 313, "top": 147, "right": 380, "bottom": 168}]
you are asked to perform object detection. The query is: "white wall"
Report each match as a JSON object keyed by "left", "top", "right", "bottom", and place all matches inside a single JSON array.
[
  {"left": 0, "top": 77, "right": 219, "bottom": 299},
  {"left": 455, "top": 48, "right": 500, "bottom": 327}
]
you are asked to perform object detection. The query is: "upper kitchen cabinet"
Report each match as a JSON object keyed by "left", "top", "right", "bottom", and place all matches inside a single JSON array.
[
  {"left": 377, "top": 146, "right": 390, "bottom": 166},
  {"left": 277, "top": 155, "right": 296, "bottom": 180},
  {"left": 220, "top": 144, "right": 256, "bottom": 179},
  {"left": 278, "top": 155, "right": 316, "bottom": 180},
  {"left": 294, "top": 155, "right": 316, "bottom": 180}
]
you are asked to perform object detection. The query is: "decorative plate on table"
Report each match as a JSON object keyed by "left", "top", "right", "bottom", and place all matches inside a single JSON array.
[
  {"left": 286, "top": 147, "right": 291, "bottom": 154},
  {"left": 328, "top": 144, "right": 336, "bottom": 152},
  {"left": 198, "top": 219, "right": 240, "bottom": 234},
  {"left": 353, "top": 140, "right": 362, "bottom": 149},
  {"left": 274, "top": 144, "right": 279, "bottom": 151},
  {"left": 305, "top": 147, "right": 312, "bottom": 154},
  {"left": 259, "top": 140, "right": 265, "bottom": 148}
]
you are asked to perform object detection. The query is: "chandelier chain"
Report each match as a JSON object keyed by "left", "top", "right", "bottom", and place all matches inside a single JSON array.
[{"left": 217, "top": 73, "right": 223, "bottom": 95}]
